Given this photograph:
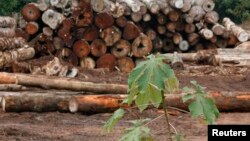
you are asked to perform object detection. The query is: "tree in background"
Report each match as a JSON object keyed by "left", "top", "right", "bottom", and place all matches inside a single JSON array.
[
  {"left": 215, "top": 0, "right": 250, "bottom": 23},
  {"left": 0, "top": 0, "right": 37, "bottom": 16}
]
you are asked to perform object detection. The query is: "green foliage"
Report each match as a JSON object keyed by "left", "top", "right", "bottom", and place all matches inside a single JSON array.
[
  {"left": 119, "top": 119, "right": 154, "bottom": 141},
  {"left": 215, "top": 0, "right": 250, "bottom": 23},
  {"left": 127, "top": 54, "right": 178, "bottom": 111},
  {"left": 0, "top": 0, "right": 37, "bottom": 16},
  {"left": 103, "top": 108, "right": 125, "bottom": 133},
  {"left": 182, "top": 81, "right": 220, "bottom": 125}
]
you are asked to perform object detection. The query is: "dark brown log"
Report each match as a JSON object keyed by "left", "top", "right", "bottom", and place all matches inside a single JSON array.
[
  {"left": 0, "top": 72, "right": 128, "bottom": 94},
  {"left": 146, "top": 29, "right": 157, "bottom": 41},
  {"left": 132, "top": 33, "right": 153, "bottom": 58},
  {"left": 11, "top": 61, "right": 30, "bottom": 73},
  {"left": 188, "top": 33, "right": 200, "bottom": 46},
  {"left": 173, "top": 33, "right": 183, "bottom": 45},
  {"left": 53, "top": 37, "right": 64, "bottom": 50},
  {"left": 80, "top": 57, "right": 96, "bottom": 69},
  {"left": 43, "top": 27, "right": 53, "bottom": 37},
  {"left": 184, "top": 23, "right": 196, "bottom": 34},
  {"left": 73, "top": 39, "right": 90, "bottom": 58},
  {"left": 153, "top": 36, "right": 164, "bottom": 51},
  {"left": 157, "top": 26, "right": 166, "bottom": 35},
  {"left": 58, "top": 19, "right": 74, "bottom": 46},
  {"left": 117, "top": 57, "right": 135, "bottom": 73},
  {"left": 2, "top": 93, "right": 70, "bottom": 112},
  {"left": 227, "top": 34, "right": 238, "bottom": 46},
  {"left": 21, "top": 4, "right": 41, "bottom": 21},
  {"left": 95, "top": 12, "right": 114, "bottom": 29},
  {"left": 168, "top": 10, "right": 180, "bottom": 22},
  {"left": 55, "top": 48, "right": 78, "bottom": 66},
  {"left": 162, "top": 39, "right": 175, "bottom": 53},
  {"left": 81, "top": 25, "right": 99, "bottom": 42},
  {"left": 0, "top": 37, "right": 27, "bottom": 51},
  {"left": 205, "top": 11, "right": 219, "bottom": 24},
  {"left": 100, "top": 26, "right": 121, "bottom": 46},
  {"left": 0, "top": 47, "right": 35, "bottom": 69},
  {"left": 111, "top": 39, "right": 131, "bottom": 58},
  {"left": 166, "top": 22, "right": 176, "bottom": 33},
  {"left": 72, "top": 1, "right": 93, "bottom": 27},
  {"left": 15, "top": 28, "right": 30, "bottom": 41},
  {"left": 115, "top": 16, "right": 127, "bottom": 28},
  {"left": 210, "top": 35, "right": 218, "bottom": 43},
  {"left": 90, "top": 39, "right": 107, "bottom": 57},
  {"left": 123, "top": 21, "right": 141, "bottom": 40},
  {"left": 25, "top": 22, "right": 39, "bottom": 35},
  {"left": 96, "top": 54, "right": 117, "bottom": 71}
]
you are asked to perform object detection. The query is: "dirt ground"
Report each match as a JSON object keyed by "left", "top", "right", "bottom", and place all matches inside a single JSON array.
[{"left": 0, "top": 66, "right": 249, "bottom": 141}]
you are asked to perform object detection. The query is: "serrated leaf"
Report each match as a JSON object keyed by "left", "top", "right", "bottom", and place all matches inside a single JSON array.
[
  {"left": 182, "top": 94, "right": 195, "bottom": 103},
  {"left": 135, "top": 93, "right": 150, "bottom": 112},
  {"left": 103, "top": 108, "right": 125, "bottom": 133},
  {"left": 128, "top": 55, "right": 177, "bottom": 111},
  {"left": 119, "top": 119, "right": 154, "bottom": 141},
  {"left": 165, "top": 76, "right": 179, "bottom": 93},
  {"left": 148, "top": 83, "right": 162, "bottom": 108}
]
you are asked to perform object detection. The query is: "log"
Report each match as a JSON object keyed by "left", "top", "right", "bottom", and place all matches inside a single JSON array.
[
  {"left": 0, "top": 28, "right": 15, "bottom": 38},
  {"left": 132, "top": 33, "right": 153, "bottom": 58},
  {"left": 123, "top": 22, "right": 141, "bottom": 40},
  {"left": 11, "top": 61, "right": 30, "bottom": 73},
  {"left": 216, "top": 39, "right": 228, "bottom": 48},
  {"left": 235, "top": 41, "right": 250, "bottom": 50},
  {"left": 55, "top": 48, "right": 78, "bottom": 66},
  {"left": 43, "top": 27, "right": 53, "bottom": 37},
  {"left": 15, "top": 28, "right": 30, "bottom": 41},
  {"left": 179, "top": 40, "right": 189, "bottom": 52},
  {"left": 205, "top": 11, "right": 219, "bottom": 24},
  {"left": 81, "top": 25, "right": 99, "bottom": 42},
  {"left": 0, "top": 47, "right": 35, "bottom": 69},
  {"left": 141, "top": 0, "right": 160, "bottom": 14},
  {"left": 111, "top": 39, "right": 131, "bottom": 58},
  {"left": 118, "top": 0, "right": 146, "bottom": 13},
  {"left": 69, "top": 91, "right": 250, "bottom": 113},
  {"left": 153, "top": 36, "right": 164, "bottom": 51},
  {"left": 33, "top": 0, "right": 49, "bottom": 11},
  {"left": 184, "top": 23, "right": 196, "bottom": 34},
  {"left": 25, "top": 22, "right": 39, "bottom": 35},
  {"left": 157, "top": 25, "right": 166, "bottom": 35},
  {"left": 188, "top": 5, "right": 205, "bottom": 22},
  {"left": 96, "top": 54, "right": 117, "bottom": 71},
  {"left": 200, "top": 28, "right": 214, "bottom": 40},
  {"left": 0, "top": 72, "right": 128, "bottom": 94},
  {"left": 53, "top": 37, "right": 64, "bottom": 50},
  {"left": 146, "top": 29, "right": 157, "bottom": 41},
  {"left": 173, "top": 33, "right": 183, "bottom": 45},
  {"left": 117, "top": 57, "right": 135, "bottom": 73},
  {"left": 223, "top": 18, "right": 249, "bottom": 42},
  {"left": 21, "top": 4, "right": 41, "bottom": 21},
  {"left": 202, "top": 0, "right": 215, "bottom": 12},
  {"left": 188, "top": 33, "right": 200, "bottom": 46},
  {"left": 162, "top": 39, "right": 175, "bottom": 53},
  {"left": 115, "top": 16, "right": 127, "bottom": 28},
  {"left": 212, "top": 24, "right": 225, "bottom": 36},
  {"left": 2, "top": 93, "right": 71, "bottom": 112},
  {"left": 42, "top": 9, "right": 65, "bottom": 29},
  {"left": 168, "top": 10, "right": 180, "bottom": 22},
  {"left": 73, "top": 39, "right": 91, "bottom": 58},
  {"left": 80, "top": 57, "right": 96, "bottom": 69},
  {"left": 131, "top": 12, "right": 142, "bottom": 23},
  {"left": 0, "top": 84, "right": 27, "bottom": 91},
  {"left": 95, "top": 12, "right": 114, "bottom": 29},
  {"left": 100, "top": 26, "right": 121, "bottom": 46},
  {"left": 0, "top": 37, "right": 27, "bottom": 51},
  {"left": 143, "top": 14, "right": 151, "bottom": 22},
  {"left": 227, "top": 34, "right": 238, "bottom": 46},
  {"left": 166, "top": 22, "right": 176, "bottom": 33},
  {"left": 169, "top": 0, "right": 184, "bottom": 9},
  {"left": 72, "top": 1, "right": 93, "bottom": 27},
  {"left": 181, "top": 0, "right": 192, "bottom": 12},
  {"left": 171, "top": 52, "right": 184, "bottom": 70},
  {"left": 90, "top": 39, "right": 107, "bottom": 57}
]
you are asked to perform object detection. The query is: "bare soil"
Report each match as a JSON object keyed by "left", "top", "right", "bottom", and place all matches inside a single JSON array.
[{"left": 0, "top": 66, "right": 250, "bottom": 141}]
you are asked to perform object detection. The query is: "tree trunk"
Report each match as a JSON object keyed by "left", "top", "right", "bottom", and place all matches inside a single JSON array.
[
  {"left": 117, "top": 57, "right": 135, "bottom": 73},
  {"left": 96, "top": 54, "right": 117, "bottom": 71},
  {"left": 90, "top": 39, "right": 107, "bottom": 57},
  {"left": 0, "top": 47, "right": 35, "bottom": 69},
  {"left": 25, "top": 22, "right": 39, "bottom": 35},
  {"left": 73, "top": 39, "right": 91, "bottom": 58},
  {"left": 95, "top": 12, "right": 114, "bottom": 29},
  {"left": 21, "top": 4, "right": 41, "bottom": 22},
  {"left": 212, "top": 24, "right": 225, "bottom": 36},
  {"left": 132, "top": 33, "right": 153, "bottom": 58},
  {"left": 123, "top": 21, "right": 141, "bottom": 40},
  {"left": 0, "top": 72, "right": 128, "bottom": 94},
  {"left": 111, "top": 39, "right": 131, "bottom": 58},
  {"left": 80, "top": 57, "right": 96, "bottom": 69},
  {"left": 0, "top": 37, "right": 27, "bottom": 51},
  {"left": 115, "top": 16, "right": 127, "bottom": 28}
]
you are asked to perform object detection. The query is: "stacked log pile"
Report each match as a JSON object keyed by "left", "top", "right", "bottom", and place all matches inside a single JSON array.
[{"left": 10, "top": 0, "right": 249, "bottom": 73}]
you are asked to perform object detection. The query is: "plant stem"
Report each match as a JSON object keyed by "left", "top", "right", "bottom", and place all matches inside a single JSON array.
[{"left": 162, "top": 92, "right": 172, "bottom": 141}]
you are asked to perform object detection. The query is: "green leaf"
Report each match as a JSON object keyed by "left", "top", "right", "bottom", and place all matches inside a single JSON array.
[
  {"left": 124, "top": 83, "right": 138, "bottom": 105},
  {"left": 183, "top": 81, "right": 220, "bottom": 124},
  {"left": 119, "top": 119, "right": 154, "bottom": 141},
  {"left": 165, "top": 76, "right": 179, "bottom": 93},
  {"left": 135, "top": 93, "right": 150, "bottom": 112},
  {"left": 103, "top": 108, "right": 125, "bottom": 133},
  {"left": 182, "top": 94, "right": 195, "bottom": 103},
  {"left": 128, "top": 54, "right": 177, "bottom": 111},
  {"left": 148, "top": 83, "right": 162, "bottom": 108}
]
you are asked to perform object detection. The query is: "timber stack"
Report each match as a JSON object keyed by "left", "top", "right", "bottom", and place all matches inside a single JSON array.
[{"left": 1, "top": 0, "right": 249, "bottom": 72}]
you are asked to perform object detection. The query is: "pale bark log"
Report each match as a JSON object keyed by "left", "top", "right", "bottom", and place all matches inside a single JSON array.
[
  {"left": 42, "top": 9, "right": 65, "bottom": 30},
  {"left": 0, "top": 47, "right": 35, "bottom": 69},
  {"left": 212, "top": 24, "right": 225, "bottom": 36},
  {"left": 200, "top": 28, "right": 214, "bottom": 40},
  {"left": 169, "top": 0, "right": 184, "bottom": 9},
  {"left": 179, "top": 40, "right": 189, "bottom": 52},
  {"left": 202, "top": 0, "right": 215, "bottom": 12},
  {"left": 141, "top": 0, "right": 160, "bottom": 14},
  {"left": 0, "top": 37, "right": 27, "bottom": 51},
  {"left": 80, "top": 57, "right": 96, "bottom": 69},
  {"left": 205, "top": 11, "right": 219, "bottom": 24}
]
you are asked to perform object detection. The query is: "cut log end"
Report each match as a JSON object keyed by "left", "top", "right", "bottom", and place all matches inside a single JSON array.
[{"left": 69, "top": 99, "right": 78, "bottom": 113}]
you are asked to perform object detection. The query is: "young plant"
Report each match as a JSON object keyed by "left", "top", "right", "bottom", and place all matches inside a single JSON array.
[{"left": 103, "top": 54, "right": 220, "bottom": 141}]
